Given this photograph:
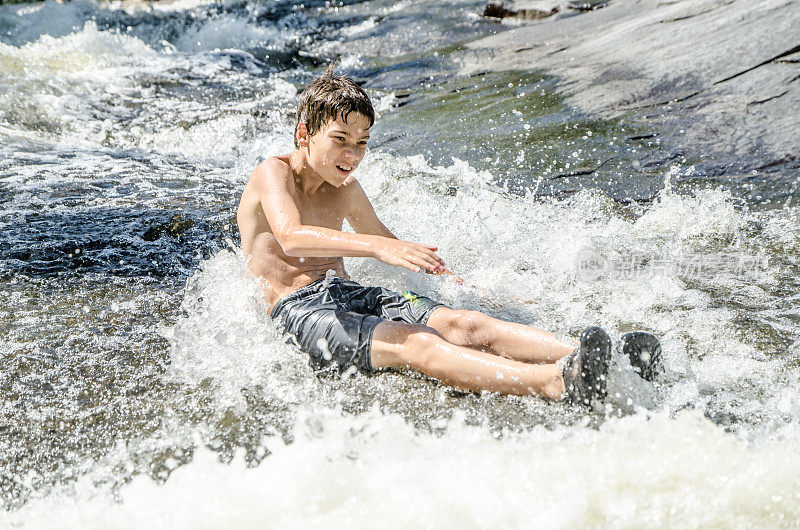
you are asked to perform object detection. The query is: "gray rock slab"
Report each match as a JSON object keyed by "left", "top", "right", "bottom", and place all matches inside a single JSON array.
[
  {"left": 464, "top": 0, "right": 800, "bottom": 174},
  {"left": 510, "top": 1, "right": 561, "bottom": 9}
]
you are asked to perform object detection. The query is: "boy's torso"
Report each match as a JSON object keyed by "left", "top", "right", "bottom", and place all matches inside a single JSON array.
[{"left": 237, "top": 153, "right": 349, "bottom": 310}]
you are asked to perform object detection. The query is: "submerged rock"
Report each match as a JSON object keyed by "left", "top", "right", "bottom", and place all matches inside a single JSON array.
[
  {"left": 483, "top": 2, "right": 559, "bottom": 21},
  {"left": 142, "top": 216, "right": 195, "bottom": 242},
  {"left": 483, "top": 0, "right": 610, "bottom": 20}
]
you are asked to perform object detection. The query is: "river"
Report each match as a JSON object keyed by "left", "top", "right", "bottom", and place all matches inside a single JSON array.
[{"left": 1, "top": 0, "right": 799, "bottom": 527}]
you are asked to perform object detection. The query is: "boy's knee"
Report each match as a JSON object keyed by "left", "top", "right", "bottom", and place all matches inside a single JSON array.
[
  {"left": 402, "top": 328, "right": 444, "bottom": 371},
  {"left": 443, "top": 309, "right": 490, "bottom": 345},
  {"left": 403, "top": 323, "right": 439, "bottom": 349},
  {"left": 372, "top": 322, "right": 441, "bottom": 370}
]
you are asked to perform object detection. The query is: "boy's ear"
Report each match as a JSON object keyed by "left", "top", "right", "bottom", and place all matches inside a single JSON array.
[{"left": 296, "top": 123, "right": 309, "bottom": 147}]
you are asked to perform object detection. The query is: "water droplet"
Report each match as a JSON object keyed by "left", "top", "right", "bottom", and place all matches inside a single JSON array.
[
  {"left": 317, "top": 338, "right": 332, "bottom": 361},
  {"left": 340, "top": 365, "right": 358, "bottom": 380}
]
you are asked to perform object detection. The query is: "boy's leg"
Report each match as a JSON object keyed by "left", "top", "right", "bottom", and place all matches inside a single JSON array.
[
  {"left": 425, "top": 307, "right": 577, "bottom": 364},
  {"left": 369, "top": 320, "right": 566, "bottom": 399}
]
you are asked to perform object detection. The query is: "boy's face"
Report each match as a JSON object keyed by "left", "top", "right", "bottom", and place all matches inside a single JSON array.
[{"left": 302, "top": 112, "right": 371, "bottom": 187}]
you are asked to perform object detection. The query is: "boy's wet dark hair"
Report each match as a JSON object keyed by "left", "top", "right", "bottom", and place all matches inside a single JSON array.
[{"left": 294, "top": 60, "right": 375, "bottom": 148}]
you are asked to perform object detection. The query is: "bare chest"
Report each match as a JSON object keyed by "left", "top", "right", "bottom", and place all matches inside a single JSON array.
[{"left": 295, "top": 187, "right": 347, "bottom": 229}]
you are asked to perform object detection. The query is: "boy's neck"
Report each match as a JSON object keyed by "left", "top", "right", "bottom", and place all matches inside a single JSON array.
[{"left": 289, "top": 149, "right": 326, "bottom": 195}]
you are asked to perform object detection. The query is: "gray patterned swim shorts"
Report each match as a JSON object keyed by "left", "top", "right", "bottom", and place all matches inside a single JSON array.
[{"left": 270, "top": 278, "right": 447, "bottom": 374}]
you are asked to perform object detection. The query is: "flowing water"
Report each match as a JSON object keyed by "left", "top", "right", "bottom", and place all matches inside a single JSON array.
[{"left": 1, "top": 0, "right": 800, "bottom": 527}]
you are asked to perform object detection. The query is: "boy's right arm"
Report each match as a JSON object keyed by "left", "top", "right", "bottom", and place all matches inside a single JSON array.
[{"left": 255, "top": 160, "right": 443, "bottom": 273}]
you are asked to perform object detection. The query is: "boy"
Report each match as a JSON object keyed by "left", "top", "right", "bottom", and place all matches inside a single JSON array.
[{"left": 237, "top": 64, "right": 661, "bottom": 405}]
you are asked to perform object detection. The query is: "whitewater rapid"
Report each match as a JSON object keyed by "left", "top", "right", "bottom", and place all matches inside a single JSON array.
[{"left": 1, "top": 0, "right": 799, "bottom": 527}]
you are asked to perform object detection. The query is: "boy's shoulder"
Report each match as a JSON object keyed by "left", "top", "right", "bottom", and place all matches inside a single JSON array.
[
  {"left": 253, "top": 154, "right": 294, "bottom": 183},
  {"left": 246, "top": 154, "right": 299, "bottom": 198}
]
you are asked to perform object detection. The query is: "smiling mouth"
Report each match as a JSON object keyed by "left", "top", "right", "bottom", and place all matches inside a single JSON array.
[{"left": 336, "top": 164, "right": 354, "bottom": 174}]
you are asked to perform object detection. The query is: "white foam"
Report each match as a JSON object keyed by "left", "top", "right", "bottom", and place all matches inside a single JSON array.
[
  {"left": 0, "top": 16, "right": 300, "bottom": 164},
  {"left": 5, "top": 409, "right": 800, "bottom": 528},
  {"left": 633, "top": 186, "right": 742, "bottom": 242},
  {"left": 0, "top": 21, "right": 163, "bottom": 146},
  {"left": 0, "top": 0, "right": 97, "bottom": 45},
  {"left": 173, "top": 14, "right": 287, "bottom": 52},
  {"left": 165, "top": 249, "right": 315, "bottom": 409}
]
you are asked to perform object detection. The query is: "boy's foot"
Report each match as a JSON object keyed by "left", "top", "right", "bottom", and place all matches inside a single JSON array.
[
  {"left": 619, "top": 331, "right": 662, "bottom": 382},
  {"left": 558, "top": 326, "right": 612, "bottom": 406}
]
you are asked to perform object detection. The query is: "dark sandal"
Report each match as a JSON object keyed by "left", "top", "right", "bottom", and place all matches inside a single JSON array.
[
  {"left": 560, "top": 326, "right": 612, "bottom": 406},
  {"left": 619, "top": 331, "right": 662, "bottom": 382}
]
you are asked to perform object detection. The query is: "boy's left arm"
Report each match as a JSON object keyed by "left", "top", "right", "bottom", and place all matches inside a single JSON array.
[{"left": 343, "top": 179, "right": 397, "bottom": 239}]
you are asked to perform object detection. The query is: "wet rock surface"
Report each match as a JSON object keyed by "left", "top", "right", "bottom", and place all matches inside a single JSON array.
[{"left": 468, "top": 0, "right": 800, "bottom": 180}]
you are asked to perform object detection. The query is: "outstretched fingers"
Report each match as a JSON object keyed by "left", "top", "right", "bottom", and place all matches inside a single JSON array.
[
  {"left": 409, "top": 250, "right": 443, "bottom": 271},
  {"left": 404, "top": 253, "right": 436, "bottom": 273},
  {"left": 415, "top": 244, "right": 446, "bottom": 270},
  {"left": 378, "top": 238, "right": 446, "bottom": 273},
  {"left": 422, "top": 245, "right": 443, "bottom": 260}
]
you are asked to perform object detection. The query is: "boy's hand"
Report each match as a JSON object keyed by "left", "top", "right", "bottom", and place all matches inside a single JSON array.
[{"left": 373, "top": 238, "right": 445, "bottom": 273}]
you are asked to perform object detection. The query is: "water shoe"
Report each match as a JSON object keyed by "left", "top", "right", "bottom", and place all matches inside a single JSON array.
[
  {"left": 559, "top": 326, "right": 612, "bottom": 406},
  {"left": 619, "top": 331, "right": 662, "bottom": 382}
]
